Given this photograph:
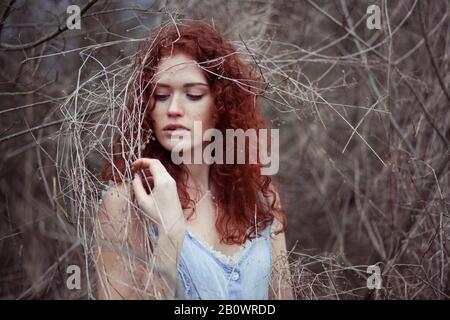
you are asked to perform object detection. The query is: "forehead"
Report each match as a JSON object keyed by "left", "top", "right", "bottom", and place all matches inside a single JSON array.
[{"left": 153, "top": 53, "right": 208, "bottom": 85}]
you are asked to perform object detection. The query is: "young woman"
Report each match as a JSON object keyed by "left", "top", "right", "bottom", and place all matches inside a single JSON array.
[{"left": 96, "top": 20, "right": 293, "bottom": 300}]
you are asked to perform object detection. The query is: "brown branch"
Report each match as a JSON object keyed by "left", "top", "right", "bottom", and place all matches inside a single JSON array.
[
  {"left": 0, "top": 79, "right": 55, "bottom": 96},
  {"left": 398, "top": 68, "right": 450, "bottom": 148},
  {"left": 0, "top": 0, "right": 16, "bottom": 36},
  {"left": 0, "top": 107, "right": 107, "bottom": 143},
  {"left": 0, "top": 0, "right": 98, "bottom": 51},
  {"left": 418, "top": 0, "right": 450, "bottom": 105}
]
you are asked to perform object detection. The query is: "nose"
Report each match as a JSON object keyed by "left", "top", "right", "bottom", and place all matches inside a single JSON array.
[{"left": 167, "top": 93, "right": 184, "bottom": 117}]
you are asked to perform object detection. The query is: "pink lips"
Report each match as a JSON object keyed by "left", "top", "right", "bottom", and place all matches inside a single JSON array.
[{"left": 162, "top": 123, "right": 190, "bottom": 133}]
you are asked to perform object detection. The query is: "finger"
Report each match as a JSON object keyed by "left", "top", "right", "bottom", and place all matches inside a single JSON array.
[
  {"left": 133, "top": 166, "right": 154, "bottom": 183},
  {"left": 132, "top": 172, "right": 149, "bottom": 206},
  {"left": 132, "top": 158, "right": 162, "bottom": 185},
  {"left": 132, "top": 158, "right": 172, "bottom": 186},
  {"left": 139, "top": 172, "right": 155, "bottom": 191}
]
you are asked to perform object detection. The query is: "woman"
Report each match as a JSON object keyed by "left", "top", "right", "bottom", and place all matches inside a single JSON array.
[{"left": 96, "top": 20, "right": 293, "bottom": 300}]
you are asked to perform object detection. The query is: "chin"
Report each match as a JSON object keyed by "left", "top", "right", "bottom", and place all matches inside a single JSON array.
[
  {"left": 161, "top": 139, "right": 207, "bottom": 165},
  {"left": 159, "top": 137, "right": 193, "bottom": 152}
]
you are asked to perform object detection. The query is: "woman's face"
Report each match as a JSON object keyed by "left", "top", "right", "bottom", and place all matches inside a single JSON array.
[{"left": 150, "top": 53, "right": 216, "bottom": 155}]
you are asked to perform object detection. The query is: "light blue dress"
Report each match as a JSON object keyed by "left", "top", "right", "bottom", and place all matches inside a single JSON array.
[
  {"left": 100, "top": 180, "right": 274, "bottom": 300},
  {"left": 151, "top": 222, "right": 273, "bottom": 300}
]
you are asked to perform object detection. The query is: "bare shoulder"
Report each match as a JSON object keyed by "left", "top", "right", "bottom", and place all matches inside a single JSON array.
[
  {"left": 271, "top": 216, "right": 284, "bottom": 233},
  {"left": 102, "top": 181, "right": 131, "bottom": 204},
  {"left": 270, "top": 210, "right": 288, "bottom": 257},
  {"left": 265, "top": 182, "right": 282, "bottom": 209},
  {"left": 98, "top": 181, "right": 133, "bottom": 223}
]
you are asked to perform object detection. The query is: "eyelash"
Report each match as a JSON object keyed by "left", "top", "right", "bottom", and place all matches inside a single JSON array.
[
  {"left": 154, "top": 95, "right": 169, "bottom": 101},
  {"left": 154, "top": 94, "right": 203, "bottom": 102},
  {"left": 187, "top": 94, "right": 203, "bottom": 101}
]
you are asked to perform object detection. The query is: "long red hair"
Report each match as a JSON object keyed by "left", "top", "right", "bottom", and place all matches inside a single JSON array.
[{"left": 101, "top": 20, "right": 287, "bottom": 244}]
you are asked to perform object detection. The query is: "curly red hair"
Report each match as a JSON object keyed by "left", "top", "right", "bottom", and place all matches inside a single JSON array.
[{"left": 101, "top": 20, "right": 287, "bottom": 244}]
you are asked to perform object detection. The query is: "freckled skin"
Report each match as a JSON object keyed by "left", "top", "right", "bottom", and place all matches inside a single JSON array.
[{"left": 151, "top": 53, "right": 216, "bottom": 154}]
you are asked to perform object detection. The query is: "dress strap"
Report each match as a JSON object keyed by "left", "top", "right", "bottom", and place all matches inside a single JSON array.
[{"left": 150, "top": 222, "right": 159, "bottom": 241}]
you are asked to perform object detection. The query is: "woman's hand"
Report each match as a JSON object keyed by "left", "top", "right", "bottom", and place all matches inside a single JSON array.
[{"left": 131, "top": 158, "right": 185, "bottom": 237}]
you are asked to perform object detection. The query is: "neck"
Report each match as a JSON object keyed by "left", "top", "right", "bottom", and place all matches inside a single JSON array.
[{"left": 184, "top": 163, "right": 211, "bottom": 192}]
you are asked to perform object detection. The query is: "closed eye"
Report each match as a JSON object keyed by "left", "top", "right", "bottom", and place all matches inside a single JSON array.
[
  {"left": 187, "top": 94, "right": 203, "bottom": 101},
  {"left": 154, "top": 94, "right": 170, "bottom": 101}
]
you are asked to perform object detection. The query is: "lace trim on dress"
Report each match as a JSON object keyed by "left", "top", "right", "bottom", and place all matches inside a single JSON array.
[{"left": 185, "top": 227, "right": 268, "bottom": 266}]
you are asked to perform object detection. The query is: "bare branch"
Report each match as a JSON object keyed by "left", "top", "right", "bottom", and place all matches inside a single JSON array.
[{"left": 0, "top": 0, "right": 99, "bottom": 51}]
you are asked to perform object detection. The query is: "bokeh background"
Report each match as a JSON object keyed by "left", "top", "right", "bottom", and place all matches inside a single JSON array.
[{"left": 0, "top": 0, "right": 449, "bottom": 299}]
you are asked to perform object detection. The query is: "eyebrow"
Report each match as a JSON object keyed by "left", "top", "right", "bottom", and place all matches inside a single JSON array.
[{"left": 155, "top": 82, "right": 209, "bottom": 88}]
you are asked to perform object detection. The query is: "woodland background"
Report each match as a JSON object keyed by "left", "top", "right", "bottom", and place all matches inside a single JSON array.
[{"left": 0, "top": 0, "right": 449, "bottom": 299}]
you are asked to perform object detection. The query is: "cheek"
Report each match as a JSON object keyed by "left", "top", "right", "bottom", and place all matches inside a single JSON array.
[
  {"left": 150, "top": 108, "right": 164, "bottom": 128},
  {"left": 195, "top": 99, "right": 216, "bottom": 127}
]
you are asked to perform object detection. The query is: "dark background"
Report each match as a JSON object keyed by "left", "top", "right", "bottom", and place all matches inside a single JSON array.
[{"left": 0, "top": 0, "right": 449, "bottom": 299}]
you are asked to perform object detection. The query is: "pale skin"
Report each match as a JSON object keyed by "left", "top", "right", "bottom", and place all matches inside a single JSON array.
[{"left": 95, "top": 53, "right": 293, "bottom": 299}]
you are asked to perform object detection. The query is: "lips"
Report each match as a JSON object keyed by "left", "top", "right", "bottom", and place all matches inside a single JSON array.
[
  {"left": 162, "top": 124, "right": 190, "bottom": 138},
  {"left": 163, "top": 123, "right": 190, "bottom": 132}
]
